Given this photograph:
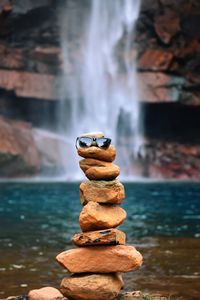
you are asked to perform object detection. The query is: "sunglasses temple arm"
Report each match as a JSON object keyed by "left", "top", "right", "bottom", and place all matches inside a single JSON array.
[{"left": 75, "top": 137, "right": 79, "bottom": 149}]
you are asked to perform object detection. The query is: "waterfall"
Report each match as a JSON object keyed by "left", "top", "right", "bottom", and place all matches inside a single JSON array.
[{"left": 59, "top": 0, "right": 142, "bottom": 180}]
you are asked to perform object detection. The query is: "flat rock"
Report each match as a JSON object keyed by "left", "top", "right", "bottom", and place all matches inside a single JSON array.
[
  {"left": 79, "top": 202, "right": 126, "bottom": 231},
  {"left": 72, "top": 228, "right": 126, "bottom": 246},
  {"left": 80, "top": 180, "right": 125, "bottom": 205},
  {"left": 28, "top": 287, "right": 66, "bottom": 300},
  {"left": 56, "top": 245, "right": 143, "bottom": 273},
  {"left": 79, "top": 158, "right": 120, "bottom": 180},
  {"left": 60, "top": 273, "right": 123, "bottom": 300},
  {"left": 78, "top": 145, "right": 116, "bottom": 162}
]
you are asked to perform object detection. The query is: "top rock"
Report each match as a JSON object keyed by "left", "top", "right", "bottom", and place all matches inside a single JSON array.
[
  {"left": 77, "top": 132, "right": 116, "bottom": 162},
  {"left": 80, "top": 132, "right": 104, "bottom": 138},
  {"left": 78, "top": 145, "right": 116, "bottom": 162}
]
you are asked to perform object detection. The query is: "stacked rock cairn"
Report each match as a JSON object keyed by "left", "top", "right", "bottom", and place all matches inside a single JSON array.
[{"left": 56, "top": 132, "right": 143, "bottom": 300}]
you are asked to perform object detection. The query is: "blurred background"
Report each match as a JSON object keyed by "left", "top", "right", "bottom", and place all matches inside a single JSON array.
[{"left": 0, "top": 0, "right": 199, "bottom": 180}]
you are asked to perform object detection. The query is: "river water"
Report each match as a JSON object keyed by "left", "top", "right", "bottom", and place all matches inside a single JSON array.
[{"left": 0, "top": 182, "right": 200, "bottom": 299}]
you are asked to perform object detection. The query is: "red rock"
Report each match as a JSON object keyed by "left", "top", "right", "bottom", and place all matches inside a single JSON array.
[
  {"left": 154, "top": 9, "right": 180, "bottom": 44},
  {"left": 56, "top": 245, "right": 143, "bottom": 273},
  {"left": 78, "top": 145, "right": 116, "bottom": 162},
  {"left": 0, "top": 70, "right": 58, "bottom": 100},
  {"left": 28, "top": 287, "right": 66, "bottom": 300},
  {"left": 0, "top": 44, "right": 23, "bottom": 70},
  {"left": 72, "top": 228, "right": 126, "bottom": 246},
  {"left": 79, "top": 202, "right": 126, "bottom": 232},
  {"left": 138, "top": 72, "right": 184, "bottom": 103},
  {"left": 139, "top": 49, "right": 173, "bottom": 71},
  {"left": 79, "top": 158, "right": 120, "bottom": 180},
  {"left": 80, "top": 180, "right": 125, "bottom": 205},
  {"left": 0, "top": 117, "right": 40, "bottom": 177},
  {"left": 60, "top": 273, "right": 123, "bottom": 300}
]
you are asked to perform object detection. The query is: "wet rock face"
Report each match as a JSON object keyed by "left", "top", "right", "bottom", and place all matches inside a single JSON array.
[
  {"left": 136, "top": 0, "right": 200, "bottom": 105},
  {"left": 0, "top": 117, "right": 40, "bottom": 176}
]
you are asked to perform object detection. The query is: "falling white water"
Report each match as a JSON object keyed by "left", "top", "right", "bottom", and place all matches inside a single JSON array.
[{"left": 59, "top": 0, "right": 143, "bottom": 180}]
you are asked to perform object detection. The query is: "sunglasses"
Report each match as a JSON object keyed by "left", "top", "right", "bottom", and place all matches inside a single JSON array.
[{"left": 76, "top": 136, "right": 111, "bottom": 149}]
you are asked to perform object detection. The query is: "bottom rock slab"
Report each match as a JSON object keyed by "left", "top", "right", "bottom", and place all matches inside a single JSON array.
[{"left": 60, "top": 273, "right": 123, "bottom": 300}]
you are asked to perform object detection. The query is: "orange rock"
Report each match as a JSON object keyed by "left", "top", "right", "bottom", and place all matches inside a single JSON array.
[
  {"left": 28, "top": 287, "right": 66, "bottom": 300},
  {"left": 139, "top": 49, "right": 173, "bottom": 71},
  {"left": 79, "top": 202, "right": 126, "bottom": 231},
  {"left": 72, "top": 228, "right": 126, "bottom": 246},
  {"left": 60, "top": 273, "right": 123, "bottom": 300},
  {"left": 79, "top": 158, "right": 120, "bottom": 180},
  {"left": 78, "top": 145, "right": 116, "bottom": 162},
  {"left": 80, "top": 180, "right": 125, "bottom": 205},
  {"left": 56, "top": 245, "right": 143, "bottom": 273}
]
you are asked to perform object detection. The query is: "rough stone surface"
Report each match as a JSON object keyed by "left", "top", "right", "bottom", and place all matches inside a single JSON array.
[
  {"left": 154, "top": 9, "right": 180, "bottom": 44},
  {"left": 72, "top": 228, "right": 126, "bottom": 246},
  {"left": 80, "top": 180, "right": 125, "bottom": 205},
  {"left": 140, "top": 140, "right": 200, "bottom": 180},
  {"left": 79, "top": 202, "right": 126, "bottom": 232},
  {"left": 0, "top": 70, "right": 58, "bottom": 100},
  {"left": 56, "top": 245, "right": 143, "bottom": 273},
  {"left": 28, "top": 287, "right": 66, "bottom": 300},
  {"left": 79, "top": 158, "right": 120, "bottom": 180},
  {"left": 139, "top": 49, "right": 173, "bottom": 71},
  {"left": 60, "top": 273, "right": 123, "bottom": 300},
  {"left": 0, "top": 117, "right": 40, "bottom": 176},
  {"left": 78, "top": 145, "right": 116, "bottom": 162}
]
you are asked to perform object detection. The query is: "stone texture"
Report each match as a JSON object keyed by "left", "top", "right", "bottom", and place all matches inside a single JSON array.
[
  {"left": 139, "top": 49, "right": 173, "bottom": 71},
  {"left": 79, "top": 202, "right": 126, "bottom": 232},
  {"left": 154, "top": 9, "right": 180, "bottom": 44},
  {"left": 78, "top": 145, "right": 116, "bottom": 162},
  {"left": 138, "top": 72, "right": 185, "bottom": 102},
  {"left": 79, "top": 158, "right": 120, "bottom": 180},
  {"left": 0, "top": 70, "right": 58, "bottom": 100},
  {"left": 72, "top": 228, "right": 126, "bottom": 246},
  {"left": 80, "top": 180, "right": 125, "bottom": 205},
  {"left": 28, "top": 287, "right": 66, "bottom": 300},
  {"left": 0, "top": 117, "right": 40, "bottom": 176},
  {"left": 60, "top": 273, "right": 123, "bottom": 300},
  {"left": 56, "top": 245, "right": 143, "bottom": 273}
]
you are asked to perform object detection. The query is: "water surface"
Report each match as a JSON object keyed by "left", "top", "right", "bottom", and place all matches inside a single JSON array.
[{"left": 0, "top": 182, "right": 200, "bottom": 299}]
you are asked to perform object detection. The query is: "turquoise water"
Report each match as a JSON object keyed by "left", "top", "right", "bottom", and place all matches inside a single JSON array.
[{"left": 0, "top": 182, "right": 200, "bottom": 298}]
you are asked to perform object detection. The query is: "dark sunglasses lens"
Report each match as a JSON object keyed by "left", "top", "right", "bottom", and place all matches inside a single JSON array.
[
  {"left": 78, "top": 137, "right": 92, "bottom": 148},
  {"left": 97, "top": 138, "right": 111, "bottom": 148}
]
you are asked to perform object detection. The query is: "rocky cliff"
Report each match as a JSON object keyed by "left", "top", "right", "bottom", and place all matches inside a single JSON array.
[{"left": 0, "top": 0, "right": 199, "bottom": 178}]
